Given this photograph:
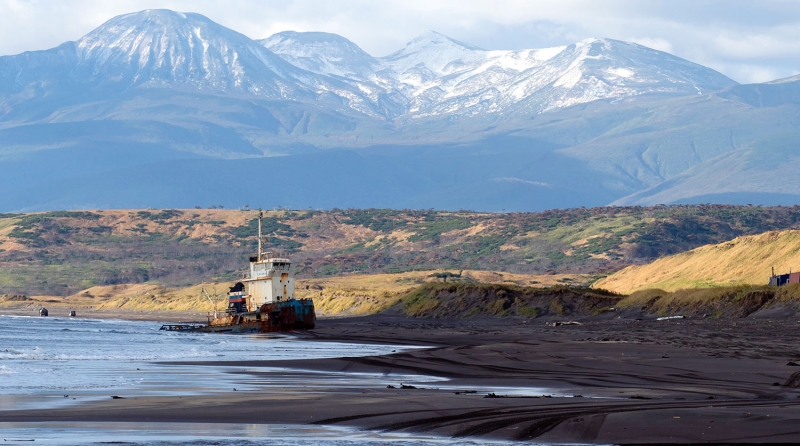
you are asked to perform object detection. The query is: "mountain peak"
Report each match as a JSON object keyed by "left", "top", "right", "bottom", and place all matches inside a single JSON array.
[
  {"left": 81, "top": 9, "right": 204, "bottom": 39},
  {"left": 263, "top": 31, "right": 360, "bottom": 48},
  {"left": 260, "top": 31, "right": 379, "bottom": 79},
  {"left": 122, "top": 8, "right": 188, "bottom": 20},
  {"left": 404, "top": 31, "right": 484, "bottom": 51},
  {"left": 0, "top": 9, "right": 738, "bottom": 123},
  {"left": 77, "top": 9, "right": 219, "bottom": 58},
  {"left": 78, "top": 9, "right": 218, "bottom": 52},
  {"left": 390, "top": 31, "right": 485, "bottom": 60},
  {"left": 70, "top": 9, "right": 305, "bottom": 94},
  {"left": 383, "top": 31, "right": 486, "bottom": 77}
]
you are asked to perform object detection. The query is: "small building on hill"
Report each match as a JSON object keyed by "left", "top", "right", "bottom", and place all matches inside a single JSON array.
[{"left": 769, "top": 270, "right": 800, "bottom": 286}]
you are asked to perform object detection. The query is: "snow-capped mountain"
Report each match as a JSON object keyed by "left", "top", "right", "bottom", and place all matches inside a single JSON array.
[
  {"left": 0, "top": 10, "right": 312, "bottom": 96},
  {"left": 383, "top": 31, "right": 487, "bottom": 78},
  {"left": 260, "top": 31, "right": 382, "bottom": 81},
  {"left": 398, "top": 35, "right": 738, "bottom": 116},
  {"left": 259, "top": 31, "right": 408, "bottom": 117},
  {"left": 0, "top": 10, "right": 402, "bottom": 118},
  {"left": 261, "top": 30, "right": 737, "bottom": 117},
  {"left": 0, "top": 10, "right": 737, "bottom": 122},
  {"left": 4, "top": 9, "right": 800, "bottom": 212},
  {"left": 72, "top": 10, "right": 311, "bottom": 94}
]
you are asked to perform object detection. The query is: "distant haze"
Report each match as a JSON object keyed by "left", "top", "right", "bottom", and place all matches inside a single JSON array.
[{"left": 1, "top": 0, "right": 799, "bottom": 84}]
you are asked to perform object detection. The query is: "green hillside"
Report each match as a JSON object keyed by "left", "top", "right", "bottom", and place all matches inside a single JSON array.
[{"left": 3, "top": 205, "right": 800, "bottom": 296}]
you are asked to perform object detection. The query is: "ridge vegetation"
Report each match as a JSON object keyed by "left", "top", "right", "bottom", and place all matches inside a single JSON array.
[
  {"left": 3, "top": 205, "right": 800, "bottom": 296},
  {"left": 6, "top": 269, "right": 800, "bottom": 320},
  {"left": 401, "top": 283, "right": 621, "bottom": 319},
  {"left": 0, "top": 270, "right": 583, "bottom": 317}
]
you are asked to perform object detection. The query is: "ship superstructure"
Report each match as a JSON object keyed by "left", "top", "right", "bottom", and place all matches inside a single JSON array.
[
  {"left": 242, "top": 215, "right": 296, "bottom": 310},
  {"left": 161, "top": 211, "right": 315, "bottom": 333}
]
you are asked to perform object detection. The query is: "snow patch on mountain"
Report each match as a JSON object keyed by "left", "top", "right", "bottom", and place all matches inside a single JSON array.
[
  {"left": 0, "top": 10, "right": 412, "bottom": 119},
  {"left": 0, "top": 10, "right": 738, "bottom": 122},
  {"left": 73, "top": 9, "right": 303, "bottom": 94},
  {"left": 378, "top": 36, "right": 737, "bottom": 117},
  {"left": 262, "top": 29, "right": 736, "bottom": 119},
  {"left": 383, "top": 31, "right": 486, "bottom": 77},
  {"left": 260, "top": 31, "right": 381, "bottom": 81}
]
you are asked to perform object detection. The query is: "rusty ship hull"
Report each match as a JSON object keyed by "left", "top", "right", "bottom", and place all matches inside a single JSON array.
[
  {"left": 162, "top": 299, "right": 315, "bottom": 334},
  {"left": 160, "top": 211, "right": 315, "bottom": 335}
]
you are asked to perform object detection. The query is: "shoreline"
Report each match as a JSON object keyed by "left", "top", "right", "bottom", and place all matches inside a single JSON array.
[
  {"left": 0, "top": 307, "right": 209, "bottom": 323},
  {"left": 4, "top": 315, "right": 800, "bottom": 442},
  {"left": 0, "top": 421, "right": 484, "bottom": 445}
]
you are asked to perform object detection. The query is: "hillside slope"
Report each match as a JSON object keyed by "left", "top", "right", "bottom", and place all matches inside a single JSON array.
[
  {"left": 0, "top": 270, "right": 584, "bottom": 318},
  {"left": 595, "top": 230, "right": 800, "bottom": 293},
  {"left": 6, "top": 82, "right": 800, "bottom": 211},
  {"left": 400, "top": 283, "right": 620, "bottom": 318},
  {"left": 3, "top": 205, "right": 800, "bottom": 296}
]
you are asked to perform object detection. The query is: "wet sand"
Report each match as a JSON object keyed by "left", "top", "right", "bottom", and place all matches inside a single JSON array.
[{"left": 4, "top": 315, "right": 800, "bottom": 443}]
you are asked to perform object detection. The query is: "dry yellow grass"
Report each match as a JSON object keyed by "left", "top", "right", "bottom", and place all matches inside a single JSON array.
[
  {"left": 595, "top": 230, "right": 800, "bottom": 294},
  {"left": 1, "top": 270, "right": 591, "bottom": 317},
  {"left": 91, "top": 283, "right": 226, "bottom": 313},
  {"left": 0, "top": 282, "right": 224, "bottom": 315},
  {"left": 297, "top": 269, "right": 589, "bottom": 316}
]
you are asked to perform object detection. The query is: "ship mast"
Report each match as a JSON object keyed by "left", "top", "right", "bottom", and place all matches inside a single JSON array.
[{"left": 257, "top": 210, "right": 263, "bottom": 261}]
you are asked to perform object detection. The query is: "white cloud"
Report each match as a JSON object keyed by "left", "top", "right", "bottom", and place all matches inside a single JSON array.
[
  {"left": 1, "top": 0, "right": 799, "bottom": 83},
  {"left": 492, "top": 178, "right": 553, "bottom": 188}
]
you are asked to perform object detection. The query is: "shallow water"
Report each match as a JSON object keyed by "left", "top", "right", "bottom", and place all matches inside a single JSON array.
[
  {"left": 0, "top": 421, "right": 521, "bottom": 445},
  {"left": 0, "top": 315, "right": 428, "bottom": 410},
  {"left": 0, "top": 315, "right": 576, "bottom": 444}
]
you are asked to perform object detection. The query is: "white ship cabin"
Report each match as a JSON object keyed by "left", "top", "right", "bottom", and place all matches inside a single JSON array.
[{"left": 242, "top": 254, "right": 296, "bottom": 310}]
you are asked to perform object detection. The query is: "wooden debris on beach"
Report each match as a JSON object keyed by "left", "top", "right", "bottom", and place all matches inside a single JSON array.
[{"left": 546, "top": 321, "right": 582, "bottom": 326}]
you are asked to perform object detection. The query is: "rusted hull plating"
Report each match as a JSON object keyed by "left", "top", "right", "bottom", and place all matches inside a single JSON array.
[{"left": 161, "top": 299, "right": 315, "bottom": 334}]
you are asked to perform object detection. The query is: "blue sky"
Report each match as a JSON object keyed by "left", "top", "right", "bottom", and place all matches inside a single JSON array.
[{"left": 1, "top": 0, "right": 798, "bottom": 83}]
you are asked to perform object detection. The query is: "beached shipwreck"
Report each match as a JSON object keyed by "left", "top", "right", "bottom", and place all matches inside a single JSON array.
[{"left": 161, "top": 213, "right": 315, "bottom": 334}]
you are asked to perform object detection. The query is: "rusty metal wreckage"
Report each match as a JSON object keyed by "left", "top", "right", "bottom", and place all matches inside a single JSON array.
[{"left": 161, "top": 211, "right": 316, "bottom": 333}]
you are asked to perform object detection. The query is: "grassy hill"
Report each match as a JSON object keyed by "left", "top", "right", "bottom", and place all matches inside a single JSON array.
[
  {"left": 0, "top": 269, "right": 584, "bottom": 318},
  {"left": 596, "top": 230, "right": 800, "bottom": 293},
  {"left": 7, "top": 266, "right": 800, "bottom": 320},
  {"left": 4, "top": 205, "right": 800, "bottom": 296},
  {"left": 400, "top": 283, "right": 620, "bottom": 319}
]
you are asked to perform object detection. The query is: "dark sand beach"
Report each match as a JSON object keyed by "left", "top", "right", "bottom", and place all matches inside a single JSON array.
[{"left": 4, "top": 314, "right": 800, "bottom": 443}]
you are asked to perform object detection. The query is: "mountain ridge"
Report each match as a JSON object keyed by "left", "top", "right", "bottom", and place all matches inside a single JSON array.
[
  {"left": 259, "top": 28, "right": 737, "bottom": 118},
  {"left": 0, "top": 9, "right": 797, "bottom": 212},
  {"left": 3, "top": 204, "right": 800, "bottom": 295},
  {"left": 0, "top": 9, "right": 738, "bottom": 122}
]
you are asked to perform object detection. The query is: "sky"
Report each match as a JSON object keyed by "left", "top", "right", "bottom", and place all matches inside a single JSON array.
[{"left": 0, "top": 0, "right": 798, "bottom": 83}]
